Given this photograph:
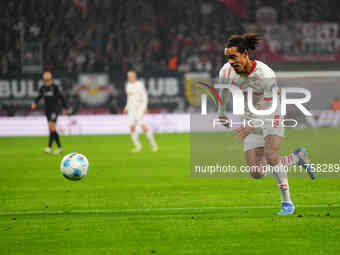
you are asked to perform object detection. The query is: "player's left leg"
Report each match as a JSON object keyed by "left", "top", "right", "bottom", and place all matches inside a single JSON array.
[
  {"left": 141, "top": 123, "right": 158, "bottom": 152},
  {"left": 281, "top": 147, "right": 316, "bottom": 179},
  {"left": 49, "top": 112, "right": 63, "bottom": 155},
  {"left": 264, "top": 135, "right": 295, "bottom": 215}
]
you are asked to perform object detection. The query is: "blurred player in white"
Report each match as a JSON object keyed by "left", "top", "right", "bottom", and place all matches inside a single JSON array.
[
  {"left": 217, "top": 33, "right": 315, "bottom": 215},
  {"left": 124, "top": 71, "right": 158, "bottom": 152}
]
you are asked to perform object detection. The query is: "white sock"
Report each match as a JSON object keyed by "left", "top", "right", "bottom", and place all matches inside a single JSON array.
[
  {"left": 131, "top": 131, "right": 141, "bottom": 149},
  {"left": 272, "top": 162, "right": 292, "bottom": 203},
  {"left": 146, "top": 129, "right": 157, "bottom": 147}
]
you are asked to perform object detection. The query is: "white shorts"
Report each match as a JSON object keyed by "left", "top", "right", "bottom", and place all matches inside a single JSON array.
[
  {"left": 243, "top": 117, "right": 285, "bottom": 152},
  {"left": 128, "top": 110, "right": 146, "bottom": 126}
]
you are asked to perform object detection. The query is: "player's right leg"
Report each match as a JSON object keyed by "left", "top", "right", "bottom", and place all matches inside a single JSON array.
[
  {"left": 244, "top": 133, "right": 294, "bottom": 215},
  {"left": 245, "top": 147, "right": 266, "bottom": 179},
  {"left": 44, "top": 112, "right": 53, "bottom": 153},
  {"left": 243, "top": 134, "right": 267, "bottom": 178},
  {"left": 128, "top": 112, "right": 142, "bottom": 152},
  {"left": 130, "top": 125, "right": 141, "bottom": 152},
  {"left": 264, "top": 135, "right": 295, "bottom": 215},
  {"left": 48, "top": 112, "right": 63, "bottom": 155},
  {"left": 48, "top": 120, "right": 64, "bottom": 154}
]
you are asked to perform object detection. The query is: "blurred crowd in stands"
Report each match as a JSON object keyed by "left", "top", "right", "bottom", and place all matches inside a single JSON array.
[{"left": 1, "top": 0, "right": 339, "bottom": 75}]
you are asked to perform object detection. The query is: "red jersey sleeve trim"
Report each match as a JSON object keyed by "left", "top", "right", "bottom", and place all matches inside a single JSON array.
[{"left": 248, "top": 60, "right": 257, "bottom": 75}]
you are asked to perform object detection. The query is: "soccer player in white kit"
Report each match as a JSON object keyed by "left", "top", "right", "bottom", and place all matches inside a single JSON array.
[
  {"left": 217, "top": 33, "right": 315, "bottom": 215},
  {"left": 124, "top": 71, "right": 158, "bottom": 152}
]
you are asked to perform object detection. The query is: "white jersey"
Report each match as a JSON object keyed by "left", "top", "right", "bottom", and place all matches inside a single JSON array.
[
  {"left": 125, "top": 81, "right": 148, "bottom": 112},
  {"left": 218, "top": 60, "right": 279, "bottom": 118}
]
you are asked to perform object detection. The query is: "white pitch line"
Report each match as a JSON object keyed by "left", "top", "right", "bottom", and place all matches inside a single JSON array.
[{"left": 0, "top": 204, "right": 339, "bottom": 217}]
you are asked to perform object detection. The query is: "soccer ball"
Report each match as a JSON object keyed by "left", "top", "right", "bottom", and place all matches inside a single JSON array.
[{"left": 60, "top": 153, "right": 89, "bottom": 181}]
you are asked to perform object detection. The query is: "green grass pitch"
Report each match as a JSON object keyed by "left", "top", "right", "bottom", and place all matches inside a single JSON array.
[{"left": 1, "top": 128, "right": 340, "bottom": 254}]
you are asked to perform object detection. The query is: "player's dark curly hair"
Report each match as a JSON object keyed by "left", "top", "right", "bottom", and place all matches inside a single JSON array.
[{"left": 226, "top": 33, "right": 262, "bottom": 53}]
